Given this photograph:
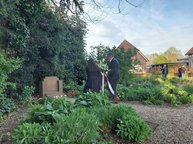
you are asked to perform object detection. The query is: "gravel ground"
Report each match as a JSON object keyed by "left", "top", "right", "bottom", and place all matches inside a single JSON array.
[{"left": 126, "top": 102, "right": 193, "bottom": 144}]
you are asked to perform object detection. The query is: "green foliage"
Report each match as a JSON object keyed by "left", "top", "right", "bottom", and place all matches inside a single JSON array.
[
  {"left": 0, "top": 54, "right": 21, "bottom": 97},
  {"left": 54, "top": 108, "right": 100, "bottom": 144},
  {"left": 91, "top": 105, "right": 151, "bottom": 143},
  {"left": 0, "top": 0, "right": 87, "bottom": 97},
  {"left": 40, "top": 122, "right": 55, "bottom": 144},
  {"left": 64, "top": 81, "right": 84, "bottom": 92},
  {"left": 164, "top": 94, "right": 177, "bottom": 105},
  {"left": 154, "top": 54, "right": 168, "bottom": 64},
  {"left": 90, "top": 105, "right": 139, "bottom": 133},
  {"left": 0, "top": 54, "right": 19, "bottom": 116},
  {"left": 89, "top": 45, "right": 135, "bottom": 85},
  {"left": 0, "top": 96, "right": 16, "bottom": 117},
  {"left": 116, "top": 115, "right": 152, "bottom": 142},
  {"left": 90, "top": 44, "right": 111, "bottom": 61},
  {"left": 74, "top": 91, "right": 111, "bottom": 108},
  {"left": 12, "top": 123, "right": 42, "bottom": 144},
  {"left": 117, "top": 76, "right": 193, "bottom": 106},
  {"left": 183, "top": 85, "right": 193, "bottom": 94},
  {"left": 117, "top": 84, "right": 130, "bottom": 100},
  {"left": 26, "top": 97, "right": 73, "bottom": 124},
  {"left": 113, "top": 48, "right": 135, "bottom": 85},
  {"left": 21, "top": 86, "right": 35, "bottom": 100},
  {"left": 143, "top": 96, "right": 164, "bottom": 105}
]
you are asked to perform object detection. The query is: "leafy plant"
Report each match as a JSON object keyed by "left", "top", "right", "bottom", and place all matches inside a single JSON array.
[
  {"left": 117, "top": 84, "right": 130, "bottom": 100},
  {"left": 183, "top": 85, "right": 193, "bottom": 94},
  {"left": 26, "top": 97, "right": 73, "bottom": 124},
  {"left": 12, "top": 123, "right": 42, "bottom": 144},
  {"left": 117, "top": 115, "right": 152, "bottom": 143},
  {"left": 0, "top": 96, "right": 16, "bottom": 117},
  {"left": 21, "top": 86, "right": 35, "bottom": 100},
  {"left": 0, "top": 54, "right": 21, "bottom": 97},
  {"left": 74, "top": 91, "right": 111, "bottom": 108},
  {"left": 64, "top": 81, "right": 85, "bottom": 92},
  {"left": 164, "top": 94, "right": 177, "bottom": 105},
  {"left": 53, "top": 108, "right": 100, "bottom": 144},
  {"left": 90, "top": 104, "right": 140, "bottom": 133}
]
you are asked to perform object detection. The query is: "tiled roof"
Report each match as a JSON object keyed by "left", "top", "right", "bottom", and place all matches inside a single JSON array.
[
  {"left": 117, "top": 40, "right": 148, "bottom": 62},
  {"left": 118, "top": 40, "right": 139, "bottom": 51},
  {"left": 185, "top": 47, "right": 193, "bottom": 55}
]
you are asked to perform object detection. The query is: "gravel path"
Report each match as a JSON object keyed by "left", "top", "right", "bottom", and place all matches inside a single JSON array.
[{"left": 126, "top": 102, "right": 193, "bottom": 144}]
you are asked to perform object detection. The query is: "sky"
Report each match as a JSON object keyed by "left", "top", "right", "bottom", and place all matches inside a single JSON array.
[{"left": 84, "top": 0, "right": 193, "bottom": 55}]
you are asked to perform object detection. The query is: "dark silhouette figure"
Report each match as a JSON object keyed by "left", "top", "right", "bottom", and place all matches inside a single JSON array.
[
  {"left": 84, "top": 58, "right": 101, "bottom": 93},
  {"left": 161, "top": 64, "right": 168, "bottom": 80},
  {"left": 106, "top": 52, "right": 120, "bottom": 103}
]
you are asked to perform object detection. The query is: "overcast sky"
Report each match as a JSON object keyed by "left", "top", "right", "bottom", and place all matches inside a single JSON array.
[{"left": 85, "top": 0, "right": 193, "bottom": 55}]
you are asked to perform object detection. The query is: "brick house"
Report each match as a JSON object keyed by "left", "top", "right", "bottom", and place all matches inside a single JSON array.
[{"left": 117, "top": 40, "right": 149, "bottom": 73}]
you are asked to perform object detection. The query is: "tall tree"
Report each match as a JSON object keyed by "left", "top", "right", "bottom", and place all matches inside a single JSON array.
[
  {"left": 154, "top": 54, "right": 168, "bottom": 64},
  {"left": 90, "top": 44, "right": 111, "bottom": 61},
  {"left": 164, "top": 47, "right": 183, "bottom": 62},
  {"left": 113, "top": 47, "right": 136, "bottom": 85},
  {"left": 0, "top": 0, "right": 87, "bottom": 97}
]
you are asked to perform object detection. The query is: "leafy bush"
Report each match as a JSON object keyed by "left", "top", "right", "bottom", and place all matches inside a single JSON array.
[
  {"left": 53, "top": 108, "right": 100, "bottom": 144},
  {"left": 0, "top": 54, "right": 21, "bottom": 97},
  {"left": 21, "top": 86, "right": 35, "bottom": 100},
  {"left": 89, "top": 106, "right": 113, "bottom": 134},
  {"left": 117, "top": 84, "right": 129, "bottom": 100},
  {"left": 91, "top": 105, "right": 151, "bottom": 143},
  {"left": 109, "top": 105, "right": 139, "bottom": 129},
  {"left": 164, "top": 94, "right": 177, "bottom": 105},
  {"left": 135, "top": 87, "right": 152, "bottom": 101},
  {"left": 143, "top": 96, "right": 164, "bottom": 105},
  {"left": 26, "top": 97, "right": 73, "bottom": 124},
  {"left": 143, "top": 100, "right": 153, "bottom": 105},
  {"left": 0, "top": 96, "right": 16, "bottom": 117},
  {"left": 12, "top": 123, "right": 42, "bottom": 144},
  {"left": 183, "top": 85, "right": 193, "bottom": 94},
  {"left": 41, "top": 122, "right": 55, "bottom": 143},
  {"left": 179, "top": 96, "right": 192, "bottom": 104},
  {"left": 64, "top": 81, "right": 84, "bottom": 92},
  {"left": 90, "top": 104, "right": 141, "bottom": 133},
  {"left": 74, "top": 91, "right": 111, "bottom": 108},
  {"left": 116, "top": 115, "right": 151, "bottom": 143}
]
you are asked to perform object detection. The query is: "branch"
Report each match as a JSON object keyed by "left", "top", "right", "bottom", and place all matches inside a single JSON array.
[{"left": 125, "top": 0, "right": 145, "bottom": 7}]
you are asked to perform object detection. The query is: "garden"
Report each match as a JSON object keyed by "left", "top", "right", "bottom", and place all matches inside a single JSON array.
[{"left": 1, "top": 0, "right": 193, "bottom": 144}]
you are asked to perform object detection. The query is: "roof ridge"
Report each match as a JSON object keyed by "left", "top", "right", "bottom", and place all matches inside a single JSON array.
[{"left": 185, "top": 47, "right": 193, "bottom": 55}]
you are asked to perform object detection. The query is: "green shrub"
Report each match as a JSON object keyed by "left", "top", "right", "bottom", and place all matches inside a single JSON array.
[
  {"left": 143, "top": 100, "right": 153, "bottom": 105},
  {"left": 169, "top": 77, "right": 181, "bottom": 85},
  {"left": 135, "top": 87, "right": 152, "bottom": 101},
  {"left": 41, "top": 122, "right": 55, "bottom": 144},
  {"left": 144, "top": 96, "right": 164, "bottom": 105},
  {"left": 152, "top": 99, "right": 164, "bottom": 105},
  {"left": 53, "top": 108, "right": 100, "bottom": 144},
  {"left": 26, "top": 98, "right": 73, "bottom": 124},
  {"left": 12, "top": 123, "right": 42, "bottom": 144},
  {"left": 64, "top": 81, "right": 84, "bottom": 92},
  {"left": 116, "top": 115, "right": 151, "bottom": 143},
  {"left": 74, "top": 91, "right": 111, "bottom": 108},
  {"left": 164, "top": 94, "right": 177, "bottom": 105},
  {"left": 0, "top": 54, "right": 21, "bottom": 97},
  {"left": 91, "top": 104, "right": 139, "bottom": 132},
  {"left": 0, "top": 96, "right": 16, "bottom": 117},
  {"left": 89, "top": 106, "right": 113, "bottom": 134},
  {"left": 177, "top": 90, "right": 188, "bottom": 97},
  {"left": 110, "top": 104, "right": 138, "bottom": 124},
  {"left": 92, "top": 105, "right": 152, "bottom": 142},
  {"left": 117, "top": 84, "right": 129, "bottom": 100},
  {"left": 183, "top": 85, "right": 193, "bottom": 94},
  {"left": 21, "top": 86, "right": 35, "bottom": 100},
  {"left": 179, "top": 96, "right": 191, "bottom": 104}
]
